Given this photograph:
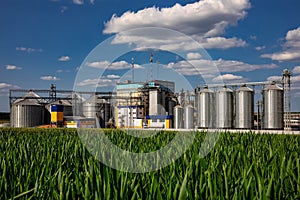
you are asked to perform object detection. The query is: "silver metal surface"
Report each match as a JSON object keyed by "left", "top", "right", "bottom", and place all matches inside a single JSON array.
[
  {"left": 216, "top": 86, "right": 233, "bottom": 129},
  {"left": 83, "top": 95, "right": 110, "bottom": 127},
  {"left": 149, "top": 90, "right": 165, "bottom": 115},
  {"left": 263, "top": 83, "right": 284, "bottom": 129},
  {"left": 198, "top": 86, "right": 215, "bottom": 128},
  {"left": 235, "top": 85, "right": 254, "bottom": 129},
  {"left": 11, "top": 100, "right": 44, "bottom": 127},
  {"left": 167, "top": 99, "right": 176, "bottom": 116},
  {"left": 174, "top": 105, "right": 184, "bottom": 129},
  {"left": 184, "top": 105, "right": 194, "bottom": 129}
]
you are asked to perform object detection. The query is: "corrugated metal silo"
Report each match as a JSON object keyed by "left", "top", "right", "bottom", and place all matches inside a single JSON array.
[
  {"left": 235, "top": 85, "right": 254, "bottom": 129},
  {"left": 83, "top": 95, "right": 110, "bottom": 128},
  {"left": 184, "top": 105, "right": 194, "bottom": 129},
  {"left": 216, "top": 86, "right": 233, "bottom": 129},
  {"left": 198, "top": 85, "right": 215, "bottom": 128},
  {"left": 11, "top": 101, "right": 44, "bottom": 127},
  {"left": 11, "top": 91, "right": 44, "bottom": 127},
  {"left": 263, "top": 83, "right": 284, "bottom": 130},
  {"left": 174, "top": 105, "right": 183, "bottom": 129},
  {"left": 70, "top": 93, "right": 84, "bottom": 116}
]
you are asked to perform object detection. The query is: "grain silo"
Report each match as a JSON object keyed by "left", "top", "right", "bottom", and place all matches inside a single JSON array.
[
  {"left": 174, "top": 105, "right": 184, "bottom": 129},
  {"left": 10, "top": 91, "right": 44, "bottom": 127},
  {"left": 198, "top": 85, "right": 215, "bottom": 128},
  {"left": 263, "top": 82, "right": 284, "bottom": 130},
  {"left": 216, "top": 86, "right": 233, "bottom": 129},
  {"left": 83, "top": 95, "right": 111, "bottom": 128},
  {"left": 184, "top": 105, "right": 194, "bottom": 129},
  {"left": 235, "top": 85, "right": 254, "bottom": 129}
]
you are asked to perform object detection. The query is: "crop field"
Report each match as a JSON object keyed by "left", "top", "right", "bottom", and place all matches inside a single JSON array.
[{"left": 1, "top": 128, "right": 300, "bottom": 199}]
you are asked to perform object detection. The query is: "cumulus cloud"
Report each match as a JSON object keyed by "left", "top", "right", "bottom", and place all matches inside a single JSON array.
[
  {"left": 6, "top": 65, "right": 22, "bottom": 70},
  {"left": 58, "top": 56, "right": 71, "bottom": 61},
  {"left": 212, "top": 74, "right": 245, "bottom": 82},
  {"left": 103, "top": 0, "right": 250, "bottom": 50},
  {"left": 77, "top": 78, "right": 116, "bottom": 87},
  {"left": 16, "top": 47, "right": 42, "bottom": 53},
  {"left": 106, "top": 74, "right": 121, "bottom": 79},
  {"left": 293, "top": 66, "right": 300, "bottom": 74},
  {"left": 262, "top": 27, "right": 300, "bottom": 62},
  {"left": 73, "top": 0, "right": 84, "bottom": 5},
  {"left": 166, "top": 58, "right": 279, "bottom": 76},
  {"left": 40, "top": 76, "right": 60, "bottom": 81},
  {"left": 186, "top": 52, "right": 202, "bottom": 60},
  {"left": 255, "top": 46, "right": 266, "bottom": 51},
  {"left": 86, "top": 60, "right": 143, "bottom": 70},
  {"left": 0, "top": 82, "right": 20, "bottom": 95},
  {"left": 267, "top": 75, "right": 300, "bottom": 83}
]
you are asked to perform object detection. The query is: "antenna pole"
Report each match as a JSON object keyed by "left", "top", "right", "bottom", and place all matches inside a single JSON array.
[
  {"left": 132, "top": 57, "right": 134, "bottom": 82},
  {"left": 150, "top": 51, "right": 153, "bottom": 81}
]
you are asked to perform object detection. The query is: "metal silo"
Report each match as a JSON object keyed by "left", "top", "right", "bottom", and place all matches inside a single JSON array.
[
  {"left": 184, "top": 105, "right": 194, "bottom": 129},
  {"left": 216, "top": 86, "right": 233, "bottom": 129},
  {"left": 11, "top": 101, "right": 43, "bottom": 127},
  {"left": 174, "top": 105, "right": 183, "bottom": 129},
  {"left": 10, "top": 91, "right": 44, "bottom": 127},
  {"left": 70, "top": 93, "right": 84, "bottom": 116},
  {"left": 83, "top": 95, "right": 109, "bottom": 128},
  {"left": 198, "top": 85, "right": 215, "bottom": 128},
  {"left": 263, "top": 83, "right": 284, "bottom": 130},
  {"left": 235, "top": 85, "right": 254, "bottom": 129}
]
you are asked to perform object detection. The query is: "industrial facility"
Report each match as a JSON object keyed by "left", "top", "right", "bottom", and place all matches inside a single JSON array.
[{"left": 8, "top": 68, "right": 300, "bottom": 131}]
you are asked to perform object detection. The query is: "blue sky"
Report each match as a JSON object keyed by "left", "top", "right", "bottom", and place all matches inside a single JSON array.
[{"left": 1, "top": 0, "right": 300, "bottom": 112}]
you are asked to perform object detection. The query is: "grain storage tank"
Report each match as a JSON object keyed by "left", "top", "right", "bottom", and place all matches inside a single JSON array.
[
  {"left": 263, "top": 83, "right": 283, "bottom": 130},
  {"left": 83, "top": 95, "right": 110, "bottom": 128},
  {"left": 174, "top": 105, "right": 184, "bottom": 129},
  {"left": 198, "top": 85, "right": 215, "bottom": 128},
  {"left": 184, "top": 105, "right": 194, "bottom": 129},
  {"left": 10, "top": 91, "right": 44, "bottom": 127},
  {"left": 216, "top": 86, "right": 233, "bottom": 129},
  {"left": 167, "top": 98, "right": 177, "bottom": 116},
  {"left": 70, "top": 93, "right": 84, "bottom": 116},
  {"left": 11, "top": 100, "right": 44, "bottom": 127},
  {"left": 235, "top": 85, "right": 254, "bottom": 129}
]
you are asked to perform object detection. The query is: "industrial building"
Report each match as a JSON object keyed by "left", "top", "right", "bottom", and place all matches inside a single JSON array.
[{"left": 8, "top": 69, "right": 300, "bottom": 131}]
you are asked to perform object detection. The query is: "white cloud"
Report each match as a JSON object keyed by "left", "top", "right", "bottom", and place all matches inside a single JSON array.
[
  {"left": 16, "top": 47, "right": 42, "bottom": 53},
  {"left": 166, "top": 58, "right": 279, "bottom": 76},
  {"left": 267, "top": 76, "right": 281, "bottom": 82},
  {"left": 40, "top": 76, "right": 60, "bottom": 81},
  {"left": 0, "top": 83, "right": 13, "bottom": 89},
  {"left": 58, "top": 56, "right": 71, "bottom": 62},
  {"left": 0, "top": 83, "right": 20, "bottom": 95},
  {"left": 255, "top": 46, "right": 266, "bottom": 51},
  {"left": 73, "top": 0, "right": 84, "bottom": 5},
  {"left": 56, "top": 69, "right": 63, "bottom": 73},
  {"left": 86, "top": 60, "right": 143, "bottom": 70},
  {"left": 89, "top": 0, "right": 95, "bottom": 4},
  {"left": 6, "top": 65, "right": 22, "bottom": 70},
  {"left": 104, "top": 0, "right": 250, "bottom": 50},
  {"left": 261, "top": 27, "right": 300, "bottom": 62},
  {"left": 106, "top": 74, "right": 121, "bottom": 79},
  {"left": 186, "top": 52, "right": 202, "bottom": 60},
  {"left": 77, "top": 78, "right": 116, "bottom": 87},
  {"left": 212, "top": 74, "right": 245, "bottom": 82},
  {"left": 292, "top": 66, "right": 300, "bottom": 74},
  {"left": 267, "top": 75, "right": 300, "bottom": 83}
]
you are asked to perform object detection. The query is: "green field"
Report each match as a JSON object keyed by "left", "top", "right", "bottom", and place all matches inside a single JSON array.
[{"left": 1, "top": 128, "right": 300, "bottom": 199}]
